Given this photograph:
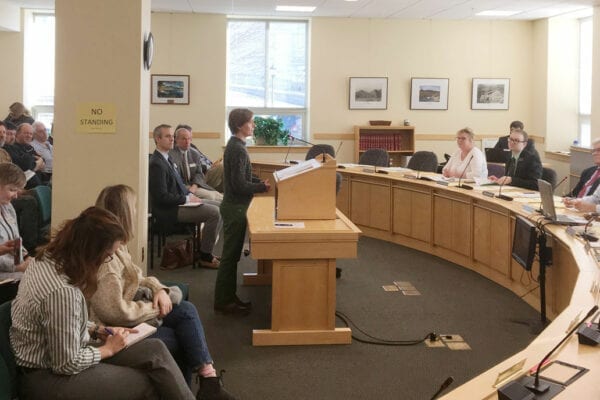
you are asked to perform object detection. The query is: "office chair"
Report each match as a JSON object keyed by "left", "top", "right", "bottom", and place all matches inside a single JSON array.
[
  {"left": 486, "top": 163, "right": 505, "bottom": 178},
  {"left": 541, "top": 167, "right": 558, "bottom": 189},
  {"left": 358, "top": 148, "right": 390, "bottom": 167},
  {"left": 407, "top": 151, "right": 438, "bottom": 172},
  {"left": 305, "top": 144, "right": 335, "bottom": 160}
]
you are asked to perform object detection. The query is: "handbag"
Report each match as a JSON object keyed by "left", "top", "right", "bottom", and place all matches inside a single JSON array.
[{"left": 160, "top": 239, "right": 193, "bottom": 270}]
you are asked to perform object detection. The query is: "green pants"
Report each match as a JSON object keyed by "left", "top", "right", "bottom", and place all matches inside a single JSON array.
[{"left": 214, "top": 200, "right": 248, "bottom": 306}]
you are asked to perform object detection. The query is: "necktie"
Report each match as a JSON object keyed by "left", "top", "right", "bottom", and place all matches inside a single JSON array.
[
  {"left": 507, "top": 157, "right": 516, "bottom": 176},
  {"left": 167, "top": 157, "right": 189, "bottom": 195},
  {"left": 578, "top": 168, "right": 600, "bottom": 197},
  {"left": 182, "top": 151, "right": 191, "bottom": 184}
]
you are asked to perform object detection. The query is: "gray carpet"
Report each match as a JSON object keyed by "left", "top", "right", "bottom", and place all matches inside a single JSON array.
[{"left": 150, "top": 236, "right": 539, "bottom": 400}]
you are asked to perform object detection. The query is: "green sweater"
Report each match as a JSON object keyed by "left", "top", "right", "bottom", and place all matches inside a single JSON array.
[{"left": 222, "top": 136, "right": 266, "bottom": 205}]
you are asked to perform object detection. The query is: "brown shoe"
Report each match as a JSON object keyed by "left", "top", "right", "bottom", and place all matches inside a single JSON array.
[{"left": 214, "top": 302, "right": 250, "bottom": 316}]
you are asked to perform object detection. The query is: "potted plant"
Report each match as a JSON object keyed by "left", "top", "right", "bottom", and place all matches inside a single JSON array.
[{"left": 253, "top": 116, "right": 290, "bottom": 146}]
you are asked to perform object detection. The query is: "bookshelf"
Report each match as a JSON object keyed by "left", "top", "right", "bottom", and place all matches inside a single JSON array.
[{"left": 354, "top": 125, "right": 415, "bottom": 166}]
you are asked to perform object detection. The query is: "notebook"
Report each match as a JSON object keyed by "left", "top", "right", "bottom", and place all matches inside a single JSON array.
[
  {"left": 538, "top": 179, "right": 586, "bottom": 225},
  {"left": 125, "top": 322, "right": 157, "bottom": 347}
]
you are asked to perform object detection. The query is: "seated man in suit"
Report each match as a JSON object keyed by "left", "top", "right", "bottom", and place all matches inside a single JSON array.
[
  {"left": 149, "top": 124, "right": 221, "bottom": 269},
  {"left": 169, "top": 126, "right": 223, "bottom": 202},
  {"left": 4, "top": 120, "right": 17, "bottom": 146},
  {"left": 176, "top": 124, "right": 225, "bottom": 193},
  {"left": 489, "top": 129, "right": 542, "bottom": 190},
  {"left": 4, "top": 123, "right": 44, "bottom": 189},
  {"left": 491, "top": 121, "right": 538, "bottom": 162},
  {"left": 567, "top": 138, "right": 600, "bottom": 198}
]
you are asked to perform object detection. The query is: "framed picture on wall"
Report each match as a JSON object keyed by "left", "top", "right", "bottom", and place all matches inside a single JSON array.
[
  {"left": 349, "top": 77, "right": 388, "bottom": 110},
  {"left": 410, "top": 78, "right": 449, "bottom": 110},
  {"left": 151, "top": 74, "right": 190, "bottom": 105},
  {"left": 471, "top": 78, "right": 510, "bottom": 110}
]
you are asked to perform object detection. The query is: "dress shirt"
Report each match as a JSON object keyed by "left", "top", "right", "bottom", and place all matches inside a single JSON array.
[
  {"left": 442, "top": 147, "right": 487, "bottom": 180},
  {"left": 10, "top": 257, "right": 101, "bottom": 374},
  {"left": 581, "top": 185, "right": 600, "bottom": 213}
]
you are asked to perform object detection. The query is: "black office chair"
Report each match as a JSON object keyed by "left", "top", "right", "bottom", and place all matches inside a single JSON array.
[
  {"left": 407, "top": 151, "right": 438, "bottom": 172},
  {"left": 358, "top": 148, "right": 390, "bottom": 167},
  {"left": 305, "top": 144, "right": 335, "bottom": 160},
  {"left": 541, "top": 167, "right": 558, "bottom": 189},
  {"left": 487, "top": 162, "right": 505, "bottom": 178}
]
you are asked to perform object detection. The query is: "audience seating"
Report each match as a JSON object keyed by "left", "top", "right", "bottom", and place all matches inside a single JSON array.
[
  {"left": 358, "top": 148, "right": 389, "bottom": 167},
  {"left": 32, "top": 185, "right": 51, "bottom": 246},
  {"left": 0, "top": 301, "right": 17, "bottom": 400},
  {"left": 407, "top": 151, "right": 438, "bottom": 172}
]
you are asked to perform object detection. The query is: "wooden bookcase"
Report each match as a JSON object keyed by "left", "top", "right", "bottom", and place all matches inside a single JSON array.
[{"left": 354, "top": 125, "right": 415, "bottom": 166}]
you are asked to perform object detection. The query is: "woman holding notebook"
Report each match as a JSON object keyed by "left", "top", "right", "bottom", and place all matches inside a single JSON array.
[
  {"left": 89, "top": 184, "right": 236, "bottom": 400},
  {"left": 10, "top": 207, "right": 195, "bottom": 400}
]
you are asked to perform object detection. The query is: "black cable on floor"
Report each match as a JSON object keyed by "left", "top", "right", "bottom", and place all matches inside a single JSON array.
[{"left": 335, "top": 310, "right": 434, "bottom": 346}]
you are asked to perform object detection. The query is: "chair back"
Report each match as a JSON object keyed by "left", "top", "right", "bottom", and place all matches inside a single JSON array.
[
  {"left": 0, "top": 301, "right": 17, "bottom": 400},
  {"left": 487, "top": 163, "right": 505, "bottom": 178},
  {"left": 305, "top": 144, "right": 335, "bottom": 161},
  {"left": 32, "top": 186, "right": 51, "bottom": 225},
  {"left": 407, "top": 151, "right": 438, "bottom": 172},
  {"left": 359, "top": 148, "right": 390, "bottom": 167},
  {"left": 541, "top": 167, "right": 558, "bottom": 189}
]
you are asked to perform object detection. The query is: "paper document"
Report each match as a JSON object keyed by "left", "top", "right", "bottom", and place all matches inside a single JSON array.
[
  {"left": 274, "top": 159, "right": 321, "bottom": 181},
  {"left": 125, "top": 322, "right": 157, "bottom": 347},
  {"left": 274, "top": 222, "right": 305, "bottom": 228}
]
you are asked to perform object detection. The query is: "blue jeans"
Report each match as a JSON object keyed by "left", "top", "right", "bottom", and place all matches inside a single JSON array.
[{"left": 150, "top": 301, "right": 213, "bottom": 385}]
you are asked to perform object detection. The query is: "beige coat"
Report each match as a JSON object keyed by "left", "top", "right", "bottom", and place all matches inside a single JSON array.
[{"left": 88, "top": 245, "right": 167, "bottom": 327}]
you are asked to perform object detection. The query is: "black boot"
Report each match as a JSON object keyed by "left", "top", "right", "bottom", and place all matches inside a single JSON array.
[{"left": 196, "top": 370, "right": 237, "bottom": 400}]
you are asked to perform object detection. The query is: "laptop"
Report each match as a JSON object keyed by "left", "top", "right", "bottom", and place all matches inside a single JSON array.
[
  {"left": 485, "top": 147, "right": 510, "bottom": 163},
  {"left": 538, "top": 179, "right": 586, "bottom": 225}
]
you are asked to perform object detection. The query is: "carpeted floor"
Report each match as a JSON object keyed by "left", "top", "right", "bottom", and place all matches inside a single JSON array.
[{"left": 150, "top": 236, "right": 539, "bottom": 400}]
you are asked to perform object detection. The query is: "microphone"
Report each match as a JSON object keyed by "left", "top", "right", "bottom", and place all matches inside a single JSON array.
[
  {"left": 496, "top": 178, "right": 513, "bottom": 201},
  {"left": 288, "top": 134, "right": 315, "bottom": 147},
  {"left": 498, "top": 305, "right": 598, "bottom": 399},
  {"left": 456, "top": 156, "right": 474, "bottom": 190},
  {"left": 283, "top": 136, "right": 294, "bottom": 164},
  {"left": 527, "top": 305, "right": 598, "bottom": 393},
  {"left": 555, "top": 175, "right": 568, "bottom": 193},
  {"left": 335, "top": 141, "right": 343, "bottom": 158},
  {"left": 429, "top": 376, "right": 454, "bottom": 400}
]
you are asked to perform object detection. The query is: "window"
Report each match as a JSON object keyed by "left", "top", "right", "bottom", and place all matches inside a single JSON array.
[
  {"left": 578, "top": 17, "right": 592, "bottom": 147},
  {"left": 23, "top": 10, "right": 55, "bottom": 129},
  {"left": 226, "top": 19, "right": 309, "bottom": 141}
]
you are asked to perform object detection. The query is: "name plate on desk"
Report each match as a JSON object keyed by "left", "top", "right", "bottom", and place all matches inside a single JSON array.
[
  {"left": 493, "top": 358, "right": 527, "bottom": 388},
  {"left": 483, "top": 191, "right": 496, "bottom": 198}
]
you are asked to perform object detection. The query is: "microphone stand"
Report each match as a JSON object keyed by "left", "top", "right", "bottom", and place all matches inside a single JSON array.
[
  {"left": 283, "top": 136, "right": 294, "bottom": 164},
  {"left": 429, "top": 376, "right": 454, "bottom": 400},
  {"left": 496, "top": 179, "right": 513, "bottom": 201},
  {"left": 289, "top": 135, "right": 327, "bottom": 163},
  {"left": 456, "top": 156, "right": 474, "bottom": 190}
]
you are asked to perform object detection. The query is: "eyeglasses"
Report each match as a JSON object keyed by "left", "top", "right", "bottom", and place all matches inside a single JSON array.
[
  {"left": 455, "top": 137, "right": 468, "bottom": 141},
  {"left": 508, "top": 138, "right": 526, "bottom": 144}
]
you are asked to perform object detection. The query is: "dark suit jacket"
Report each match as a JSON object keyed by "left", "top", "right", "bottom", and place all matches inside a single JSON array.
[
  {"left": 493, "top": 136, "right": 538, "bottom": 162},
  {"left": 570, "top": 165, "right": 600, "bottom": 197},
  {"left": 505, "top": 150, "right": 543, "bottom": 190},
  {"left": 149, "top": 150, "right": 187, "bottom": 230},
  {"left": 4, "top": 143, "right": 42, "bottom": 188}
]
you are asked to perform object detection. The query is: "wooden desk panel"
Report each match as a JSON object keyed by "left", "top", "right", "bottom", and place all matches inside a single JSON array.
[
  {"left": 432, "top": 192, "right": 471, "bottom": 258},
  {"left": 392, "top": 186, "right": 431, "bottom": 243}
]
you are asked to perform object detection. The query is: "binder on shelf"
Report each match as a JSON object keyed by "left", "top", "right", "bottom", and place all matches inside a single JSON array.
[{"left": 273, "top": 153, "right": 337, "bottom": 220}]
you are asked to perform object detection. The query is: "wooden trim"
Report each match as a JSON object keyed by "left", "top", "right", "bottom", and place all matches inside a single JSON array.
[
  {"left": 545, "top": 151, "right": 570, "bottom": 163},
  {"left": 245, "top": 145, "right": 310, "bottom": 153},
  {"left": 415, "top": 133, "right": 545, "bottom": 144},
  {"left": 313, "top": 133, "right": 355, "bottom": 140},
  {"left": 148, "top": 131, "right": 221, "bottom": 139}
]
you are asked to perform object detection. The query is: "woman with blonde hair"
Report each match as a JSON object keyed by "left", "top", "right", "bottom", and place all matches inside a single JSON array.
[
  {"left": 4, "top": 102, "right": 34, "bottom": 127},
  {"left": 442, "top": 127, "right": 488, "bottom": 181},
  {"left": 90, "top": 184, "right": 236, "bottom": 400}
]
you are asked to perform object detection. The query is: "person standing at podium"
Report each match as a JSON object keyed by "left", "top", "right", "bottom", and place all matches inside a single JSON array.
[{"left": 214, "top": 109, "right": 270, "bottom": 315}]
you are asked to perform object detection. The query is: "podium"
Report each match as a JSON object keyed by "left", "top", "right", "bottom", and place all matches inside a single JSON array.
[{"left": 274, "top": 153, "right": 337, "bottom": 220}]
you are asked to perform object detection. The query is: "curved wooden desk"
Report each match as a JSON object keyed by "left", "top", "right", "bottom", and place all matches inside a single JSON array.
[{"left": 252, "top": 161, "right": 600, "bottom": 398}]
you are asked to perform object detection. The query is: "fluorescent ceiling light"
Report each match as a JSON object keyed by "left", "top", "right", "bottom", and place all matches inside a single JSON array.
[
  {"left": 276, "top": 5, "right": 316, "bottom": 12},
  {"left": 476, "top": 10, "right": 520, "bottom": 17}
]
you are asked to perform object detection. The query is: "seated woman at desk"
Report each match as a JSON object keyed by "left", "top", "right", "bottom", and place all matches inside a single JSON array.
[
  {"left": 442, "top": 127, "right": 487, "bottom": 181},
  {"left": 10, "top": 207, "right": 196, "bottom": 400},
  {"left": 89, "top": 184, "right": 236, "bottom": 400}
]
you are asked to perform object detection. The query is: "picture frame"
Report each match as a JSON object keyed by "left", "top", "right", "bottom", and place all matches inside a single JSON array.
[
  {"left": 151, "top": 74, "right": 190, "bottom": 105},
  {"left": 410, "top": 78, "right": 449, "bottom": 110},
  {"left": 349, "top": 77, "right": 388, "bottom": 110},
  {"left": 471, "top": 78, "right": 510, "bottom": 110}
]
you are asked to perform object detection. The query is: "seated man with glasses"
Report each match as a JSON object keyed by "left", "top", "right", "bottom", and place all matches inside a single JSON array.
[
  {"left": 489, "top": 129, "right": 542, "bottom": 190},
  {"left": 566, "top": 138, "right": 600, "bottom": 199}
]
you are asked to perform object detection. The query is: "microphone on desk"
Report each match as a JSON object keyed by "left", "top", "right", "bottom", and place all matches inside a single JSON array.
[
  {"left": 429, "top": 376, "right": 454, "bottom": 400},
  {"left": 496, "top": 178, "right": 513, "bottom": 201},
  {"left": 283, "top": 136, "right": 294, "bottom": 164},
  {"left": 456, "top": 156, "right": 474, "bottom": 190},
  {"left": 335, "top": 141, "right": 343, "bottom": 158},
  {"left": 289, "top": 135, "right": 327, "bottom": 163},
  {"left": 497, "top": 305, "right": 598, "bottom": 400}
]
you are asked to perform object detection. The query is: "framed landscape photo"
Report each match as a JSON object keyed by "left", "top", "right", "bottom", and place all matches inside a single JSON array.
[
  {"left": 410, "top": 78, "right": 449, "bottom": 110},
  {"left": 349, "top": 77, "right": 388, "bottom": 110},
  {"left": 471, "top": 78, "right": 509, "bottom": 110},
  {"left": 151, "top": 74, "right": 190, "bottom": 105}
]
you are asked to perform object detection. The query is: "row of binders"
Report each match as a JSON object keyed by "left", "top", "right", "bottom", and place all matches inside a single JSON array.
[{"left": 359, "top": 134, "right": 403, "bottom": 151}]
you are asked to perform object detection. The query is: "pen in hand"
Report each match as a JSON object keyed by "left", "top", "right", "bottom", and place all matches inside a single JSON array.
[{"left": 104, "top": 327, "right": 115, "bottom": 336}]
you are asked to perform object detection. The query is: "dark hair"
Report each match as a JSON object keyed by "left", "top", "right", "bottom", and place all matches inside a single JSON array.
[
  {"left": 0, "top": 163, "right": 26, "bottom": 187},
  {"left": 511, "top": 129, "right": 529, "bottom": 142},
  {"left": 0, "top": 121, "right": 5, "bottom": 128},
  {"left": 509, "top": 120, "right": 524, "bottom": 131},
  {"left": 38, "top": 207, "right": 126, "bottom": 298},
  {"left": 228, "top": 108, "right": 254, "bottom": 135},
  {"left": 95, "top": 185, "right": 136, "bottom": 243}
]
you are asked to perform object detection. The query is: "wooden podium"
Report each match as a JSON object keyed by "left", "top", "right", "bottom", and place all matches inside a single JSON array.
[
  {"left": 274, "top": 153, "right": 337, "bottom": 220},
  {"left": 246, "top": 196, "right": 360, "bottom": 346}
]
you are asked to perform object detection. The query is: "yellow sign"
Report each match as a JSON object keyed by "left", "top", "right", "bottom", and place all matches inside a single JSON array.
[{"left": 77, "top": 103, "right": 116, "bottom": 133}]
